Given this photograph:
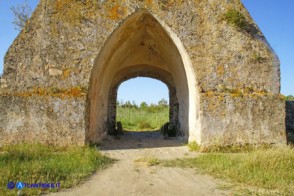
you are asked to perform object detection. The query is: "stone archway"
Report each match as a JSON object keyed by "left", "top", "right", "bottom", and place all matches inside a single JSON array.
[
  {"left": 107, "top": 65, "right": 179, "bottom": 135},
  {"left": 87, "top": 9, "right": 200, "bottom": 144}
]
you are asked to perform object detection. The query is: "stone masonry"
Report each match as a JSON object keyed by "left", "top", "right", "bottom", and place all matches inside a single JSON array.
[
  {"left": 286, "top": 101, "right": 294, "bottom": 143},
  {"left": 0, "top": 0, "right": 286, "bottom": 147}
]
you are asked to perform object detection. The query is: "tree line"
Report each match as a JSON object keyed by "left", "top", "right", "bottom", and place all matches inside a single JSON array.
[
  {"left": 117, "top": 99, "right": 169, "bottom": 113},
  {"left": 286, "top": 95, "right": 294, "bottom": 101}
]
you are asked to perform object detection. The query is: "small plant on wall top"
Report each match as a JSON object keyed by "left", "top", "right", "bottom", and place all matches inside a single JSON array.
[
  {"left": 252, "top": 53, "right": 267, "bottom": 63},
  {"left": 224, "top": 8, "right": 248, "bottom": 30}
]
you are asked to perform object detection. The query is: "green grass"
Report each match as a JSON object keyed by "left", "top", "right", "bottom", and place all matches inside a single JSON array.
[
  {"left": 187, "top": 141, "right": 201, "bottom": 152},
  {"left": 162, "top": 146, "right": 294, "bottom": 195},
  {"left": 117, "top": 107, "right": 169, "bottom": 131},
  {"left": 0, "top": 143, "right": 113, "bottom": 196},
  {"left": 188, "top": 141, "right": 273, "bottom": 153}
]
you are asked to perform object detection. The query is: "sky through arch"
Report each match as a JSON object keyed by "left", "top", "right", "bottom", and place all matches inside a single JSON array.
[{"left": 117, "top": 77, "right": 169, "bottom": 105}]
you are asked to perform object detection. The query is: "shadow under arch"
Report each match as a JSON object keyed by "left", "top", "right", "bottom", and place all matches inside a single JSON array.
[{"left": 86, "top": 9, "right": 200, "bottom": 145}]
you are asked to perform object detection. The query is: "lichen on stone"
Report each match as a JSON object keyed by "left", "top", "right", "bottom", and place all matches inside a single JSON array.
[{"left": 2, "top": 86, "right": 87, "bottom": 99}]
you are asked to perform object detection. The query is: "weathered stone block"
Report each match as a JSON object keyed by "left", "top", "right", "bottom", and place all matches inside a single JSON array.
[
  {"left": 49, "top": 68, "right": 62, "bottom": 76},
  {"left": 0, "top": 96, "right": 86, "bottom": 146},
  {"left": 200, "top": 94, "right": 286, "bottom": 146}
]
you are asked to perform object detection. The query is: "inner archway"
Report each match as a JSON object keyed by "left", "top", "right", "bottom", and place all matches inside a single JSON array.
[
  {"left": 109, "top": 74, "right": 176, "bottom": 134},
  {"left": 87, "top": 9, "right": 200, "bottom": 144},
  {"left": 116, "top": 77, "right": 170, "bottom": 131}
]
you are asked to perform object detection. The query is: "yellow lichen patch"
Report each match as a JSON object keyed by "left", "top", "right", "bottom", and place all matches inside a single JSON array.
[
  {"left": 231, "top": 93, "right": 242, "bottom": 98},
  {"left": 216, "top": 65, "right": 225, "bottom": 76},
  {"left": 53, "top": 0, "right": 83, "bottom": 24},
  {"left": 242, "top": 86, "right": 254, "bottom": 94},
  {"left": 9, "top": 86, "right": 87, "bottom": 99},
  {"left": 62, "top": 69, "right": 72, "bottom": 80},
  {"left": 54, "top": 0, "right": 70, "bottom": 11},
  {"left": 218, "top": 94, "right": 225, "bottom": 102},
  {"left": 205, "top": 91, "right": 215, "bottom": 98},
  {"left": 145, "top": 0, "right": 153, "bottom": 6},
  {"left": 52, "top": 0, "right": 99, "bottom": 26},
  {"left": 201, "top": 87, "right": 275, "bottom": 100},
  {"left": 63, "top": 87, "right": 85, "bottom": 97},
  {"left": 108, "top": 4, "right": 127, "bottom": 20},
  {"left": 230, "top": 89, "right": 242, "bottom": 97}
]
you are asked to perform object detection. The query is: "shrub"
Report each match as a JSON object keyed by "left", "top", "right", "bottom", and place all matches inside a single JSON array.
[
  {"left": 224, "top": 9, "right": 248, "bottom": 30},
  {"left": 187, "top": 141, "right": 201, "bottom": 151},
  {"left": 286, "top": 95, "right": 294, "bottom": 101},
  {"left": 252, "top": 53, "right": 266, "bottom": 63}
]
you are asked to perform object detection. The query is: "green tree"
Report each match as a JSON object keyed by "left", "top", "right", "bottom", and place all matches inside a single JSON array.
[
  {"left": 140, "top": 102, "right": 148, "bottom": 109},
  {"left": 11, "top": 1, "right": 32, "bottom": 31},
  {"left": 122, "top": 101, "right": 132, "bottom": 108},
  {"left": 286, "top": 95, "right": 294, "bottom": 101},
  {"left": 148, "top": 103, "right": 158, "bottom": 113},
  {"left": 132, "top": 101, "right": 138, "bottom": 109},
  {"left": 158, "top": 98, "right": 168, "bottom": 107}
]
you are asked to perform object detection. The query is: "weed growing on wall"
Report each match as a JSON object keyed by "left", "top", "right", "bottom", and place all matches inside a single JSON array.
[{"left": 224, "top": 9, "right": 248, "bottom": 30}]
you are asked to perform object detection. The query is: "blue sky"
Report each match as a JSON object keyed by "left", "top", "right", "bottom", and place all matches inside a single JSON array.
[{"left": 0, "top": 1, "right": 293, "bottom": 104}]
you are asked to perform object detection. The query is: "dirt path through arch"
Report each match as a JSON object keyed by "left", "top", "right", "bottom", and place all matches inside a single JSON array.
[{"left": 50, "top": 131, "right": 231, "bottom": 196}]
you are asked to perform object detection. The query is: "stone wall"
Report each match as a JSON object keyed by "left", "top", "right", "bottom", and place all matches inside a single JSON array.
[
  {"left": 2, "top": 0, "right": 279, "bottom": 94},
  {"left": 200, "top": 93, "right": 286, "bottom": 146},
  {"left": 0, "top": 95, "right": 86, "bottom": 146},
  {"left": 0, "top": 0, "right": 286, "bottom": 146},
  {"left": 286, "top": 101, "right": 294, "bottom": 143}
]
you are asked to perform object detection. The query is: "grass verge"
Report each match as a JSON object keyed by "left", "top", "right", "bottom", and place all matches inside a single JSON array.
[
  {"left": 187, "top": 141, "right": 274, "bottom": 153},
  {"left": 0, "top": 143, "right": 113, "bottom": 196},
  {"left": 117, "top": 107, "right": 168, "bottom": 131},
  {"left": 162, "top": 146, "right": 294, "bottom": 195}
]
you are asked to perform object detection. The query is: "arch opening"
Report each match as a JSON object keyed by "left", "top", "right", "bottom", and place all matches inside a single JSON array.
[
  {"left": 107, "top": 65, "right": 178, "bottom": 133},
  {"left": 113, "top": 77, "right": 171, "bottom": 133},
  {"left": 87, "top": 9, "right": 200, "bottom": 144}
]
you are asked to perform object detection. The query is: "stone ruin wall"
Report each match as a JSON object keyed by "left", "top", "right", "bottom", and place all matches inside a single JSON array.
[
  {"left": 0, "top": 0, "right": 281, "bottom": 93},
  {"left": 286, "top": 101, "right": 294, "bottom": 142},
  {"left": 0, "top": 0, "right": 286, "bottom": 146}
]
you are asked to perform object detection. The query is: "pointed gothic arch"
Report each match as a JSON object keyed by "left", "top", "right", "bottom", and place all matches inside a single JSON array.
[{"left": 87, "top": 9, "right": 200, "bottom": 144}]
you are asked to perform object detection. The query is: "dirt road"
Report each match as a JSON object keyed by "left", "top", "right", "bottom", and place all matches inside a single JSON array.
[{"left": 50, "top": 131, "right": 231, "bottom": 196}]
